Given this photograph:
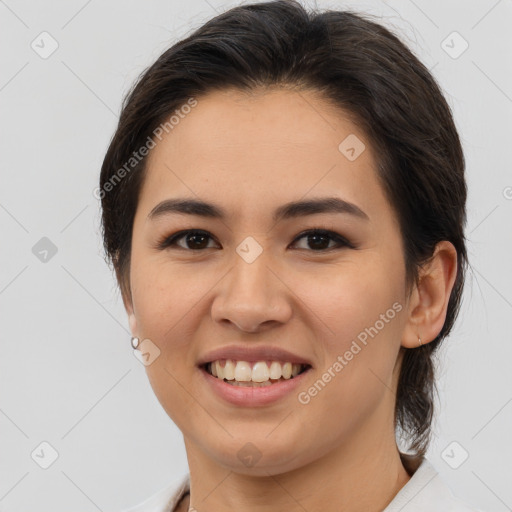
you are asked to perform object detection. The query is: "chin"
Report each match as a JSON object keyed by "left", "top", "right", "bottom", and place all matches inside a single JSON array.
[{"left": 206, "top": 438, "right": 309, "bottom": 476}]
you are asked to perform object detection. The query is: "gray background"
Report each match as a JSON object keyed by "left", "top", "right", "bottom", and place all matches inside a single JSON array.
[{"left": 1, "top": 0, "right": 511, "bottom": 511}]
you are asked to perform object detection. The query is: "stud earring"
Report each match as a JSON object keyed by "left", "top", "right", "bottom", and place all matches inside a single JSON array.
[
  {"left": 131, "top": 336, "right": 140, "bottom": 349},
  {"left": 418, "top": 336, "right": 422, "bottom": 346}
]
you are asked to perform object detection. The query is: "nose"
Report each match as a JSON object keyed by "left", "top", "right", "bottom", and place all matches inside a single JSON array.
[{"left": 211, "top": 249, "right": 293, "bottom": 333}]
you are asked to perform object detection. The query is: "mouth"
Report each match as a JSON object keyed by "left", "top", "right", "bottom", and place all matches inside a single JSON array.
[{"left": 200, "top": 359, "right": 312, "bottom": 387}]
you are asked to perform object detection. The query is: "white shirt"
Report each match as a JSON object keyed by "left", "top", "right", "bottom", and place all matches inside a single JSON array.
[{"left": 123, "top": 457, "right": 484, "bottom": 512}]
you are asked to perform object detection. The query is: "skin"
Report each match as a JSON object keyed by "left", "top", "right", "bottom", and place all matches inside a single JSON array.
[{"left": 122, "top": 87, "right": 458, "bottom": 512}]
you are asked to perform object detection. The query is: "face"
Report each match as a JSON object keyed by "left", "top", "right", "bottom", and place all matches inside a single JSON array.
[{"left": 126, "top": 87, "right": 411, "bottom": 475}]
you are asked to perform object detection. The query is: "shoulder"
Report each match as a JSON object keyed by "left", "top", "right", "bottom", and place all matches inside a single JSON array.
[
  {"left": 384, "top": 457, "right": 484, "bottom": 512},
  {"left": 121, "top": 474, "right": 190, "bottom": 512}
]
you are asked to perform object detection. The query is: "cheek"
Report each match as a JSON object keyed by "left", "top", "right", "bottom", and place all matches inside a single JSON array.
[
  {"left": 130, "top": 264, "right": 205, "bottom": 427},
  {"left": 130, "top": 256, "right": 193, "bottom": 333},
  {"left": 330, "top": 272, "right": 403, "bottom": 368},
  {"left": 296, "top": 260, "right": 401, "bottom": 347},
  {"left": 302, "top": 263, "right": 405, "bottom": 409},
  {"left": 294, "top": 276, "right": 404, "bottom": 446}
]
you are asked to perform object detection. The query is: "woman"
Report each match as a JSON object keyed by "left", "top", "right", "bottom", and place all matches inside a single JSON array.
[{"left": 99, "top": 1, "right": 482, "bottom": 510}]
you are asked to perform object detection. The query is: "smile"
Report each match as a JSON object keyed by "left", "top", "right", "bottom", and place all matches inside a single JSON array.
[
  {"left": 204, "top": 359, "right": 309, "bottom": 386},
  {"left": 199, "top": 360, "right": 313, "bottom": 406}
]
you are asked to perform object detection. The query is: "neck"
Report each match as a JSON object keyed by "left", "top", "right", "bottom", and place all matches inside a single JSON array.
[{"left": 182, "top": 428, "right": 418, "bottom": 512}]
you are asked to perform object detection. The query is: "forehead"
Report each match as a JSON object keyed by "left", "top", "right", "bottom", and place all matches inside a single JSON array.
[{"left": 138, "top": 87, "right": 387, "bottom": 225}]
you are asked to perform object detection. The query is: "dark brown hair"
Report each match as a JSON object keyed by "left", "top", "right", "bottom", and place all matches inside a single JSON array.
[{"left": 99, "top": 0, "right": 467, "bottom": 459}]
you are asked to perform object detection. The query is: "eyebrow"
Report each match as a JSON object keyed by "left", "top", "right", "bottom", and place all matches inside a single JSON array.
[{"left": 147, "top": 196, "right": 370, "bottom": 223}]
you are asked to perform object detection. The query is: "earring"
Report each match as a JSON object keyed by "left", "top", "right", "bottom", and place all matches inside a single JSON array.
[
  {"left": 418, "top": 336, "right": 422, "bottom": 346},
  {"left": 131, "top": 336, "right": 140, "bottom": 349}
]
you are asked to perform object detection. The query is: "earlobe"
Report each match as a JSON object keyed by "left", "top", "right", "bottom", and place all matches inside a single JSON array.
[
  {"left": 118, "top": 280, "right": 136, "bottom": 334},
  {"left": 129, "top": 313, "right": 137, "bottom": 335},
  {"left": 120, "top": 289, "right": 137, "bottom": 335},
  {"left": 401, "top": 241, "right": 458, "bottom": 349}
]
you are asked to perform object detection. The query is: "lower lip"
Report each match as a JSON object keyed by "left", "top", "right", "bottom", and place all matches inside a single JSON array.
[{"left": 198, "top": 365, "right": 312, "bottom": 407}]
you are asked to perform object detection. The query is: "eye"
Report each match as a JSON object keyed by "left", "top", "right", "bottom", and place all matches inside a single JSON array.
[
  {"left": 290, "top": 229, "right": 354, "bottom": 251},
  {"left": 156, "top": 229, "right": 218, "bottom": 251},
  {"left": 155, "top": 228, "right": 354, "bottom": 252}
]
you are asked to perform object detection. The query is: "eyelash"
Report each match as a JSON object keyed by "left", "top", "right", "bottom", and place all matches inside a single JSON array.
[{"left": 155, "top": 228, "right": 355, "bottom": 252}]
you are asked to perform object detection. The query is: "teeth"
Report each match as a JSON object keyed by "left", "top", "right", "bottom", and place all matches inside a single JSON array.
[
  {"left": 282, "top": 362, "right": 292, "bottom": 379},
  {"left": 269, "top": 361, "right": 282, "bottom": 379},
  {"left": 228, "top": 380, "right": 273, "bottom": 387},
  {"left": 234, "top": 361, "right": 252, "bottom": 381},
  {"left": 207, "top": 359, "right": 306, "bottom": 383},
  {"left": 223, "top": 359, "right": 235, "bottom": 380},
  {"left": 252, "top": 361, "right": 270, "bottom": 382},
  {"left": 215, "top": 361, "right": 224, "bottom": 380}
]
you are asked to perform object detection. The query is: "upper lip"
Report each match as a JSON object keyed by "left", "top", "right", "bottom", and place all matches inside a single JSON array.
[{"left": 197, "top": 345, "right": 313, "bottom": 367}]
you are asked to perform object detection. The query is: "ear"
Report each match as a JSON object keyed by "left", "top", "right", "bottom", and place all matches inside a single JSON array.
[
  {"left": 118, "top": 278, "right": 137, "bottom": 336},
  {"left": 401, "top": 241, "right": 458, "bottom": 348},
  {"left": 127, "top": 303, "right": 137, "bottom": 336}
]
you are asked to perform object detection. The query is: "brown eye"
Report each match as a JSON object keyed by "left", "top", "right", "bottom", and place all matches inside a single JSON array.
[
  {"left": 290, "top": 229, "right": 353, "bottom": 251},
  {"left": 157, "top": 230, "right": 218, "bottom": 250}
]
